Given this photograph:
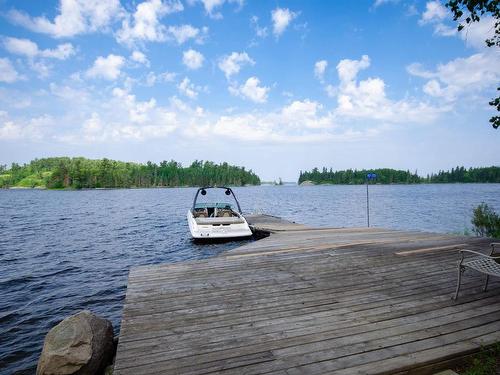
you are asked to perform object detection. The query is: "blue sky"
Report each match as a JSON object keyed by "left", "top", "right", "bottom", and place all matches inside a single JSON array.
[{"left": 0, "top": 0, "right": 498, "bottom": 180}]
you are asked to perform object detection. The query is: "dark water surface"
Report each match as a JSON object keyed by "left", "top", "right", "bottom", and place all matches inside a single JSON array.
[{"left": 1, "top": 184, "right": 499, "bottom": 374}]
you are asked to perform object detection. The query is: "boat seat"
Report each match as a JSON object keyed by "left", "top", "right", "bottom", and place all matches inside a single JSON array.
[
  {"left": 195, "top": 217, "right": 245, "bottom": 225},
  {"left": 194, "top": 209, "right": 208, "bottom": 218},
  {"left": 216, "top": 209, "right": 234, "bottom": 218}
]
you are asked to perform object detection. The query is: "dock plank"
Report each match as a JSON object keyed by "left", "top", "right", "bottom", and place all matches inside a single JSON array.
[{"left": 114, "top": 221, "right": 499, "bottom": 375}]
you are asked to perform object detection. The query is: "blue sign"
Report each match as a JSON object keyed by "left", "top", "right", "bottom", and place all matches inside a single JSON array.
[{"left": 367, "top": 173, "right": 377, "bottom": 180}]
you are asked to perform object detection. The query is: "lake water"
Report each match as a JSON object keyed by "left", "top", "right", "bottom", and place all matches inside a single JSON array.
[{"left": 1, "top": 184, "right": 499, "bottom": 374}]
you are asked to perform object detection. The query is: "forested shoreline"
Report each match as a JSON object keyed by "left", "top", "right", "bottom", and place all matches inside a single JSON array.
[
  {"left": 2, "top": 159, "right": 499, "bottom": 189},
  {"left": 0, "top": 157, "right": 261, "bottom": 189},
  {"left": 298, "top": 166, "right": 500, "bottom": 185}
]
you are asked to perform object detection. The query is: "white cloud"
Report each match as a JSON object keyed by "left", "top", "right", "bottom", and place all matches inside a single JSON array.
[
  {"left": 73, "top": 109, "right": 176, "bottom": 142},
  {"left": 433, "top": 23, "right": 457, "bottom": 36},
  {"left": 250, "top": 16, "right": 268, "bottom": 38},
  {"left": 271, "top": 7, "right": 298, "bottom": 37},
  {"left": 3, "top": 37, "right": 75, "bottom": 60},
  {"left": 0, "top": 58, "right": 23, "bottom": 83},
  {"left": 55, "top": 87, "right": 179, "bottom": 143},
  {"left": 40, "top": 43, "right": 75, "bottom": 59},
  {"left": 407, "top": 52, "right": 500, "bottom": 101},
  {"left": 281, "top": 100, "right": 332, "bottom": 129},
  {"left": 218, "top": 52, "right": 255, "bottom": 79},
  {"left": 334, "top": 55, "right": 444, "bottom": 123},
  {"left": 418, "top": 1, "right": 459, "bottom": 38},
  {"left": 419, "top": 2, "right": 495, "bottom": 48},
  {"left": 325, "top": 84, "right": 337, "bottom": 98},
  {"left": 229, "top": 76, "right": 269, "bottom": 103},
  {"left": 0, "top": 88, "right": 32, "bottom": 109},
  {"left": 145, "top": 71, "right": 176, "bottom": 86},
  {"left": 373, "top": 0, "right": 400, "bottom": 7},
  {"left": 199, "top": 0, "right": 224, "bottom": 19},
  {"left": 193, "top": 0, "right": 244, "bottom": 19},
  {"left": 130, "top": 51, "right": 149, "bottom": 66},
  {"left": 0, "top": 76, "right": 408, "bottom": 146},
  {"left": 406, "top": 62, "right": 434, "bottom": 79},
  {"left": 3, "top": 80, "right": 348, "bottom": 145},
  {"left": 419, "top": 1, "right": 447, "bottom": 24},
  {"left": 0, "top": 113, "right": 53, "bottom": 140},
  {"left": 178, "top": 77, "right": 199, "bottom": 99},
  {"left": 406, "top": 4, "right": 419, "bottom": 16},
  {"left": 189, "top": 102, "right": 341, "bottom": 143},
  {"left": 8, "top": 0, "right": 122, "bottom": 38},
  {"left": 1, "top": 37, "right": 74, "bottom": 78},
  {"left": 459, "top": 16, "right": 496, "bottom": 49},
  {"left": 3, "top": 37, "right": 38, "bottom": 57},
  {"left": 167, "top": 24, "right": 208, "bottom": 44},
  {"left": 314, "top": 60, "right": 328, "bottom": 82},
  {"left": 112, "top": 87, "right": 156, "bottom": 123},
  {"left": 182, "top": 49, "right": 204, "bottom": 70},
  {"left": 80, "top": 112, "right": 106, "bottom": 142},
  {"left": 422, "top": 79, "right": 444, "bottom": 97},
  {"left": 86, "top": 54, "right": 125, "bottom": 80},
  {"left": 30, "top": 61, "right": 52, "bottom": 78},
  {"left": 50, "top": 82, "right": 90, "bottom": 102},
  {"left": 116, "top": 0, "right": 183, "bottom": 46},
  {"left": 0, "top": 121, "right": 20, "bottom": 140},
  {"left": 337, "top": 55, "right": 370, "bottom": 82}
]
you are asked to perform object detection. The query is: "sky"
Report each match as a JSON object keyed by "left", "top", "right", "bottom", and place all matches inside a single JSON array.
[{"left": 0, "top": 0, "right": 498, "bottom": 180}]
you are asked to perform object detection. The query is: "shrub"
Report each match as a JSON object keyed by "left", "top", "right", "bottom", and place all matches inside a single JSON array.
[
  {"left": 471, "top": 203, "right": 500, "bottom": 238},
  {"left": 460, "top": 343, "right": 500, "bottom": 375}
]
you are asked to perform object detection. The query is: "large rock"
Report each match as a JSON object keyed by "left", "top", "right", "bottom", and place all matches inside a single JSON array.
[{"left": 37, "top": 310, "right": 114, "bottom": 375}]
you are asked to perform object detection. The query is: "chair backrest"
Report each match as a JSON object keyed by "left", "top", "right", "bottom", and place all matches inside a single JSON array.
[{"left": 492, "top": 243, "right": 500, "bottom": 263}]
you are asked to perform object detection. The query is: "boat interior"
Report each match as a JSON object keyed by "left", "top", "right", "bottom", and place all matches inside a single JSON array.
[{"left": 192, "top": 204, "right": 245, "bottom": 225}]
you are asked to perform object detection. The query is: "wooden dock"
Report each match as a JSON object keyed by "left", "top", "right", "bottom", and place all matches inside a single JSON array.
[
  {"left": 114, "top": 216, "right": 500, "bottom": 375},
  {"left": 246, "top": 214, "right": 309, "bottom": 233}
]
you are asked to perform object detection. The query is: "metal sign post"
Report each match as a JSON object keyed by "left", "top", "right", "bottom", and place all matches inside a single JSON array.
[{"left": 366, "top": 173, "right": 377, "bottom": 227}]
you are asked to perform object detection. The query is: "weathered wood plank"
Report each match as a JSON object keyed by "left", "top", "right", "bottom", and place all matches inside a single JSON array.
[
  {"left": 114, "top": 226, "right": 500, "bottom": 375},
  {"left": 246, "top": 214, "right": 309, "bottom": 232},
  {"left": 115, "top": 299, "right": 500, "bottom": 371}
]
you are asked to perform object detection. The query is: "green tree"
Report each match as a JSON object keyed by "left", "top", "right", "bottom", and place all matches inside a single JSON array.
[
  {"left": 298, "top": 166, "right": 500, "bottom": 184},
  {"left": 0, "top": 157, "right": 261, "bottom": 189},
  {"left": 446, "top": 0, "right": 500, "bottom": 129}
]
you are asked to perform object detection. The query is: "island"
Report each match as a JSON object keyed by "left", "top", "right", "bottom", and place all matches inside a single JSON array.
[
  {"left": 0, "top": 157, "right": 261, "bottom": 189},
  {"left": 298, "top": 166, "right": 500, "bottom": 185}
]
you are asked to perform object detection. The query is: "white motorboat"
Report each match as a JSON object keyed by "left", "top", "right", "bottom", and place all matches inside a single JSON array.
[{"left": 187, "top": 186, "right": 253, "bottom": 240}]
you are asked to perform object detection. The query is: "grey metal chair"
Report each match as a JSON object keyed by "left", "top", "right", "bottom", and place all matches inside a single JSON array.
[{"left": 453, "top": 242, "right": 500, "bottom": 300}]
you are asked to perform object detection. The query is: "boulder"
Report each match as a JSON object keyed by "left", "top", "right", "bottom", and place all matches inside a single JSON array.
[{"left": 37, "top": 310, "right": 114, "bottom": 375}]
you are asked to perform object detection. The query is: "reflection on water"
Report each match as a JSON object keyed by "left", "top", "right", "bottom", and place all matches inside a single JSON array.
[{"left": 0, "top": 184, "right": 499, "bottom": 374}]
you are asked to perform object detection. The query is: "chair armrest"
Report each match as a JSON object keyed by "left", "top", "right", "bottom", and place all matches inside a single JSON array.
[{"left": 459, "top": 249, "right": 500, "bottom": 259}]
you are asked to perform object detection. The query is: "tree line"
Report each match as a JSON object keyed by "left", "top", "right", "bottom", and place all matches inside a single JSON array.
[
  {"left": 298, "top": 166, "right": 500, "bottom": 185},
  {"left": 0, "top": 157, "right": 261, "bottom": 189}
]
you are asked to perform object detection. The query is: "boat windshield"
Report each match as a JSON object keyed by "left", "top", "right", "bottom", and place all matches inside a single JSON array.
[
  {"left": 192, "top": 186, "right": 243, "bottom": 213},
  {"left": 194, "top": 202, "right": 233, "bottom": 209}
]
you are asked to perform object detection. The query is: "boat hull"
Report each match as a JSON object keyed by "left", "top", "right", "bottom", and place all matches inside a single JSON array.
[{"left": 187, "top": 211, "right": 253, "bottom": 239}]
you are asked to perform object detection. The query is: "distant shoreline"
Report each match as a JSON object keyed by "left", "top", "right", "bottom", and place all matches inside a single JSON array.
[
  {"left": 2, "top": 185, "right": 258, "bottom": 191},
  {"left": 299, "top": 166, "right": 500, "bottom": 185},
  {"left": 299, "top": 181, "right": 500, "bottom": 186},
  {"left": 3, "top": 182, "right": 500, "bottom": 191}
]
